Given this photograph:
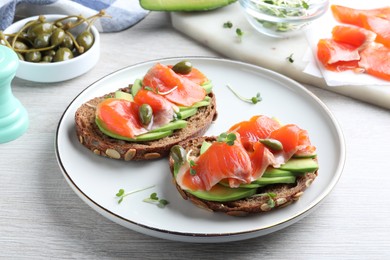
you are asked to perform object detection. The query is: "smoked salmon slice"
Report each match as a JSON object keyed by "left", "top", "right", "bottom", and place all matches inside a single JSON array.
[
  {"left": 133, "top": 89, "right": 177, "bottom": 129},
  {"left": 331, "top": 5, "right": 390, "bottom": 27},
  {"left": 317, "top": 38, "right": 360, "bottom": 71},
  {"left": 269, "top": 124, "right": 316, "bottom": 164},
  {"left": 177, "top": 135, "right": 253, "bottom": 191},
  {"left": 360, "top": 15, "right": 390, "bottom": 48},
  {"left": 96, "top": 98, "right": 146, "bottom": 138},
  {"left": 142, "top": 63, "right": 206, "bottom": 107},
  {"left": 229, "top": 115, "right": 281, "bottom": 149},
  {"left": 331, "top": 25, "right": 376, "bottom": 48},
  {"left": 359, "top": 43, "right": 390, "bottom": 81}
]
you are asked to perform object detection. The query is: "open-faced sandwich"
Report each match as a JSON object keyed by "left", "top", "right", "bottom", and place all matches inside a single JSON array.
[
  {"left": 169, "top": 115, "right": 318, "bottom": 216},
  {"left": 75, "top": 60, "right": 217, "bottom": 161}
]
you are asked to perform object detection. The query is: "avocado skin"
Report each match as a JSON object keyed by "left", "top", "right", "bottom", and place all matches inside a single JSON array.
[{"left": 140, "top": 0, "right": 237, "bottom": 11}]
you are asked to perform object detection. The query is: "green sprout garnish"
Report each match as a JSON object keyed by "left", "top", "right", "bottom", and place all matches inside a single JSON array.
[
  {"left": 236, "top": 28, "right": 244, "bottom": 40},
  {"left": 217, "top": 132, "right": 237, "bottom": 146},
  {"left": 226, "top": 84, "right": 262, "bottom": 104},
  {"left": 115, "top": 185, "right": 155, "bottom": 204},
  {"left": 223, "top": 21, "right": 233, "bottom": 28},
  {"left": 287, "top": 53, "right": 294, "bottom": 63},
  {"left": 189, "top": 160, "right": 197, "bottom": 175},
  {"left": 143, "top": 192, "right": 169, "bottom": 208}
]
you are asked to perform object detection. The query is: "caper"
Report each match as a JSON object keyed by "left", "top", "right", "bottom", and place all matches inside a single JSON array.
[
  {"left": 27, "top": 22, "right": 54, "bottom": 39},
  {"left": 50, "top": 28, "right": 65, "bottom": 46},
  {"left": 60, "top": 33, "right": 74, "bottom": 49},
  {"left": 76, "top": 31, "right": 94, "bottom": 52},
  {"left": 33, "top": 33, "right": 51, "bottom": 48},
  {"left": 139, "top": 104, "right": 153, "bottom": 125},
  {"left": 170, "top": 145, "right": 187, "bottom": 165},
  {"left": 53, "top": 47, "right": 73, "bottom": 62},
  {"left": 14, "top": 41, "right": 28, "bottom": 51},
  {"left": 41, "top": 55, "right": 53, "bottom": 63},
  {"left": 172, "top": 60, "right": 193, "bottom": 74},
  {"left": 259, "top": 138, "right": 283, "bottom": 151},
  {"left": 25, "top": 51, "right": 42, "bottom": 62},
  {"left": 42, "top": 49, "right": 56, "bottom": 57}
]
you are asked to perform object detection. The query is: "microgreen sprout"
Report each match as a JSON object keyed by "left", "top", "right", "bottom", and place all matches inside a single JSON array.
[
  {"left": 115, "top": 185, "right": 155, "bottom": 204},
  {"left": 223, "top": 21, "right": 233, "bottom": 28},
  {"left": 143, "top": 192, "right": 169, "bottom": 208},
  {"left": 226, "top": 84, "right": 262, "bottom": 104},
  {"left": 189, "top": 160, "right": 197, "bottom": 175},
  {"left": 236, "top": 28, "right": 244, "bottom": 41},
  {"left": 217, "top": 132, "right": 237, "bottom": 146},
  {"left": 287, "top": 53, "right": 294, "bottom": 63}
]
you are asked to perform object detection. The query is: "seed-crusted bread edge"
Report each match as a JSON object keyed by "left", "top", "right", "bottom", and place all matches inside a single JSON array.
[
  {"left": 169, "top": 136, "right": 318, "bottom": 217},
  {"left": 75, "top": 87, "right": 217, "bottom": 161}
]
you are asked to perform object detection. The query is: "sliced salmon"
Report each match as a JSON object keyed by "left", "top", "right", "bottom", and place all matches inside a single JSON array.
[
  {"left": 317, "top": 39, "right": 360, "bottom": 71},
  {"left": 142, "top": 63, "right": 206, "bottom": 107},
  {"left": 168, "top": 66, "right": 208, "bottom": 85},
  {"left": 96, "top": 98, "right": 146, "bottom": 138},
  {"left": 133, "top": 89, "right": 177, "bottom": 129},
  {"left": 358, "top": 43, "right": 390, "bottom": 81},
  {"left": 229, "top": 115, "right": 281, "bottom": 149},
  {"left": 269, "top": 124, "right": 316, "bottom": 165},
  {"left": 331, "top": 25, "right": 376, "bottom": 48},
  {"left": 176, "top": 135, "right": 252, "bottom": 191},
  {"left": 331, "top": 5, "right": 390, "bottom": 27},
  {"left": 360, "top": 15, "right": 390, "bottom": 48}
]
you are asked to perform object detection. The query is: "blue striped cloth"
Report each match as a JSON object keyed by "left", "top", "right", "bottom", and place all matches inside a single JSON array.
[{"left": 0, "top": 0, "right": 149, "bottom": 32}]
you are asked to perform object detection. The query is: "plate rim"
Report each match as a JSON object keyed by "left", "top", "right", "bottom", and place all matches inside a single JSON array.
[{"left": 55, "top": 56, "right": 346, "bottom": 241}]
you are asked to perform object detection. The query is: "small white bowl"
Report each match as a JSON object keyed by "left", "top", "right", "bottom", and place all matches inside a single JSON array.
[
  {"left": 3, "top": 14, "right": 100, "bottom": 82},
  {"left": 239, "top": 0, "right": 329, "bottom": 38}
]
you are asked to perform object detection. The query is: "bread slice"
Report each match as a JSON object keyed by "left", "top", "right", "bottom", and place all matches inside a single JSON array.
[
  {"left": 75, "top": 87, "right": 217, "bottom": 161},
  {"left": 169, "top": 136, "right": 318, "bottom": 216}
]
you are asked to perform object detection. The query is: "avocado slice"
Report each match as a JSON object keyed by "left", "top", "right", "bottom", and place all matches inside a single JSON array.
[
  {"left": 279, "top": 158, "right": 319, "bottom": 172},
  {"left": 114, "top": 91, "right": 134, "bottom": 101},
  {"left": 187, "top": 184, "right": 256, "bottom": 202},
  {"left": 140, "top": 0, "right": 237, "bottom": 11},
  {"left": 131, "top": 79, "right": 142, "bottom": 97}
]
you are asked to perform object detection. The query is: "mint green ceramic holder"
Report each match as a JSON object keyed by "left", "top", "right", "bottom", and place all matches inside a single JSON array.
[{"left": 0, "top": 45, "right": 28, "bottom": 143}]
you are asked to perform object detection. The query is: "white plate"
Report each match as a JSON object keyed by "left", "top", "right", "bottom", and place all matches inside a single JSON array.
[{"left": 55, "top": 57, "right": 345, "bottom": 243}]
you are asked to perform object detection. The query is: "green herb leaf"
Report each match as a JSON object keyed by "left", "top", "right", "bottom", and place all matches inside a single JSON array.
[
  {"left": 143, "top": 193, "right": 169, "bottom": 208},
  {"left": 223, "top": 21, "right": 233, "bottom": 28},
  {"left": 189, "top": 160, "right": 197, "bottom": 175},
  {"left": 226, "top": 84, "right": 262, "bottom": 104},
  {"left": 302, "top": 1, "right": 309, "bottom": 9},
  {"left": 287, "top": 53, "right": 294, "bottom": 63},
  {"left": 217, "top": 132, "right": 237, "bottom": 146},
  {"left": 115, "top": 185, "right": 155, "bottom": 204},
  {"left": 236, "top": 28, "right": 244, "bottom": 37}
]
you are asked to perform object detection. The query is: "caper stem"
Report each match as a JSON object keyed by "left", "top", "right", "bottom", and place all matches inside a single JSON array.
[
  {"left": 0, "top": 31, "right": 13, "bottom": 49},
  {"left": 11, "top": 19, "right": 40, "bottom": 48},
  {"left": 65, "top": 30, "right": 84, "bottom": 54},
  {"left": 14, "top": 45, "right": 55, "bottom": 53}
]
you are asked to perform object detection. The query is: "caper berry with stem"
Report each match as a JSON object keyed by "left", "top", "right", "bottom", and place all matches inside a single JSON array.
[
  {"left": 139, "top": 104, "right": 153, "bottom": 125},
  {"left": 170, "top": 145, "right": 187, "bottom": 166},
  {"left": 53, "top": 47, "right": 73, "bottom": 62},
  {"left": 60, "top": 33, "right": 74, "bottom": 49},
  {"left": 172, "top": 60, "right": 193, "bottom": 74},
  {"left": 50, "top": 28, "right": 66, "bottom": 46},
  {"left": 25, "top": 51, "right": 42, "bottom": 62},
  {"left": 76, "top": 30, "right": 94, "bottom": 52},
  {"left": 33, "top": 33, "right": 51, "bottom": 48}
]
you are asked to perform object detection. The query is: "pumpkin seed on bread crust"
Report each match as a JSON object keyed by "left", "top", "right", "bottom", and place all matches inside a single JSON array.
[
  {"left": 75, "top": 86, "right": 217, "bottom": 161},
  {"left": 169, "top": 136, "right": 318, "bottom": 216}
]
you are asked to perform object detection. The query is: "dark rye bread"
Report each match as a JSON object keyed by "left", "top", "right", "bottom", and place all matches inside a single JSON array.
[
  {"left": 75, "top": 87, "right": 217, "bottom": 161},
  {"left": 169, "top": 136, "right": 318, "bottom": 217}
]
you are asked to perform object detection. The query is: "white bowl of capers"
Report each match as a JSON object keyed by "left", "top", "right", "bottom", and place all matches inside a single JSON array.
[{"left": 1, "top": 14, "right": 102, "bottom": 82}]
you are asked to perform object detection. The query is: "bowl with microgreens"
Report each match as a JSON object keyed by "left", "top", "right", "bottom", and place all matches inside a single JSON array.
[{"left": 239, "top": 0, "right": 329, "bottom": 38}]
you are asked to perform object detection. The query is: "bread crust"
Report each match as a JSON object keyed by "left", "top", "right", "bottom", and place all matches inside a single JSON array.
[
  {"left": 75, "top": 87, "right": 217, "bottom": 161},
  {"left": 169, "top": 136, "right": 318, "bottom": 216}
]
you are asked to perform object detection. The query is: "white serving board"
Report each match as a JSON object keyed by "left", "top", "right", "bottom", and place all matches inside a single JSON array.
[{"left": 171, "top": 1, "right": 390, "bottom": 109}]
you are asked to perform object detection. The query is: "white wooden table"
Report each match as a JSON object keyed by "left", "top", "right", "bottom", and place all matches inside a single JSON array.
[{"left": 1, "top": 11, "right": 390, "bottom": 259}]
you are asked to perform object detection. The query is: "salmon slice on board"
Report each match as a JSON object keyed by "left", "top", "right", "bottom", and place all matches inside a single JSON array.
[
  {"left": 358, "top": 43, "right": 390, "bottom": 81},
  {"left": 331, "top": 5, "right": 390, "bottom": 27}
]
